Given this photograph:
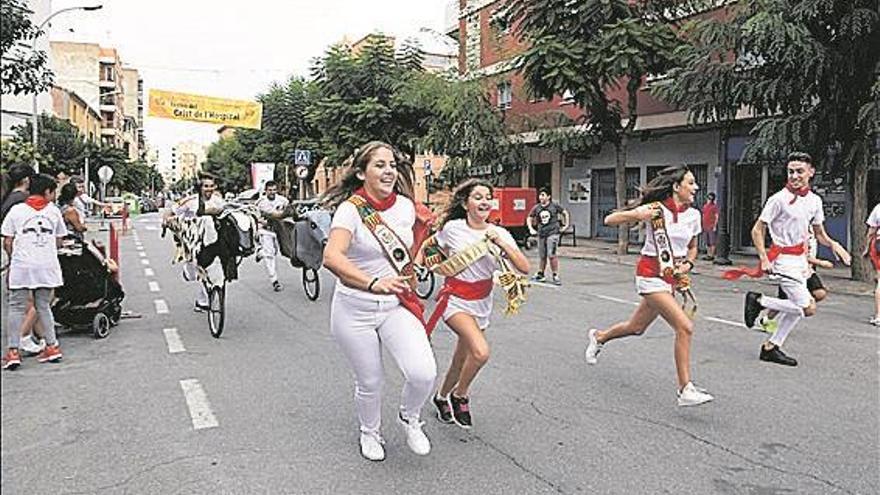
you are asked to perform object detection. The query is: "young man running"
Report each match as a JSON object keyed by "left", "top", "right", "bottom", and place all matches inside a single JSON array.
[
  {"left": 733, "top": 152, "right": 851, "bottom": 366},
  {"left": 256, "top": 181, "right": 289, "bottom": 291}
]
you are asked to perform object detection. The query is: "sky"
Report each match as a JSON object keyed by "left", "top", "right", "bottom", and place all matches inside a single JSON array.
[{"left": 47, "top": 0, "right": 457, "bottom": 164}]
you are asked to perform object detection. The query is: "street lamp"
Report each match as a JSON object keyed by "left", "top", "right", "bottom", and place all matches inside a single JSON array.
[{"left": 31, "top": 4, "right": 103, "bottom": 172}]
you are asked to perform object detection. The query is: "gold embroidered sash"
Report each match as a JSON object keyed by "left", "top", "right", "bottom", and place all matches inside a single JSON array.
[{"left": 650, "top": 202, "right": 698, "bottom": 318}]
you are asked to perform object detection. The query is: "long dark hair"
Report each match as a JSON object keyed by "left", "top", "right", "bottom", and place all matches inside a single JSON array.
[
  {"left": 58, "top": 182, "right": 78, "bottom": 205},
  {"left": 321, "top": 141, "right": 416, "bottom": 209},
  {"left": 623, "top": 165, "right": 692, "bottom": 210},
  {"left": 438, "top": 178, "right": 494, "bottom": 227}
]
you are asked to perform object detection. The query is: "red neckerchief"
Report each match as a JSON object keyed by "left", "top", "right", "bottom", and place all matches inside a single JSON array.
[
  {"left": 785, "top": 183, "right": 810, "bottom": 204},
  {"left": 25, "top": 195, "right": 49, "bottom": 210},
  {"left": 354, "top": 187, "right": 396, "bottom": 211},
  {"left": 661, "top": 197, "right": 688, "bottom": 223}
]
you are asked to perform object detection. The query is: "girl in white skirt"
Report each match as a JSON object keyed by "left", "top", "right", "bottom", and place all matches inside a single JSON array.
[
  {"left": 584, "top": 166, "right": 714, "bottom": 407},
  {"left": 420, "top": 179, "right": 530, "bottom": 428}
]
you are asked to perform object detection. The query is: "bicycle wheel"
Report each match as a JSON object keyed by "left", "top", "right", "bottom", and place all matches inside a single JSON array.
[
  {"left": 415, "top": 268, "right": 435, "bottom": 300},
  {"left": 208, "top": 285, "right": 225, "bottom": 338},
  {"left": 302, "top": 268, "right": 320, "bottom": 301}
]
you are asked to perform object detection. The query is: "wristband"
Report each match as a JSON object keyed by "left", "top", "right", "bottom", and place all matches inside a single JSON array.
[{"left": 367, "top": 277, "right": 379, "bottom": 293}]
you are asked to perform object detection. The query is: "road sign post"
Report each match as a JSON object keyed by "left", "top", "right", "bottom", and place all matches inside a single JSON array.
[{"left": 293, "top": 149, "right": 312, "bottom": 200}]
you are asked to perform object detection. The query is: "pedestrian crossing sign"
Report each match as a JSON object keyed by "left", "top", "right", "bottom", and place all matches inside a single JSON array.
[{"left": 294, "top": 149, "right": 312, "bottom": 166}]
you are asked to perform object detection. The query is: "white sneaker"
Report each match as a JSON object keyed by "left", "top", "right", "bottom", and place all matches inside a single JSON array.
[
  {"left": 677, "top": 382, "right": 714, "bottom": 407},
  {"left": 870, "top": 317, "right": 880, "bottom": 327},
  {"left": 585, "top": 328, "right": 603, "bottom": 365},
  {"left": 359, "top": 431, "right": 385, "bottom": 461},
  {"left": 20, "top": 335, "right": 46, "bottom": 355},
  {"left": 398, "top": 412, "right": 431, "bottom": 456}
]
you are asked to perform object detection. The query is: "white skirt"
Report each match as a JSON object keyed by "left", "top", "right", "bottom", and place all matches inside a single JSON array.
[
  {"left": 635, "top": 276, "right": 672, "bottom": 295},
  {"left": 443, "top": 294, "right": 493, "bottom": 330}
]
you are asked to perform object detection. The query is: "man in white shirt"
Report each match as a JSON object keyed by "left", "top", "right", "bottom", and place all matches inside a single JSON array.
[
  {"left": 255, "top": 181, "right": 289, "bottom": 291},
  {"left": 166, "top": 175, "right": 226, "bottom": 311},
  {"left": 864, "top": 202, "right": 880, "bottom": 326},
  {"left": 743, "top": 152, "right": 851, "bottom": 366},
  {"left": 72, "top": 178, "right": 109, "bottom": 219}
]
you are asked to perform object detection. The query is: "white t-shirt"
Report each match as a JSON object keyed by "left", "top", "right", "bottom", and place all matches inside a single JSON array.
[
  {"left": 1, "top": 202, "right": 68, "bottom": 289},
  {"left": 866, "top": 203, "right": 880, "bottom": 228},
  {"left": 73, "top": 194, "right": 94, "bottom": 218},
  {"left": 640, "top": 205, "right": 702, "bottom": 258},
  {"left": 256, "top": 195, "right": 290, "bottom": 235},
  {"left": 330, "top": 195, "right": 415, "bottom": 301},
  {"left": 174, "top": 193, "right": 226, "bottom": 219},
  {"left": 759, "top": 188, "right": 824, "bottom": 278},
  {"left": 434, "top": 219, "right": 517, "bottom": 329}
]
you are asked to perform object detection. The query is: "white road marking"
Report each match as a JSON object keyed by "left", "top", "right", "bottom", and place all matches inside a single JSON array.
[
  {"left": 148, "top": 281, "right": 160, "bottom": 292},
  {"left": 163, "top": 328, "right": 185, "bottom": 353},
  {"left": 141, "top": 259, "right": 150, "bottom": 265},
  {"left": 704, "top": 316, "right": 747, "bottom": 329},
  {"left": 154, "top": 299, "right": 169, "bottom": 314},
  {"left": 179, "top": 379, "right": 218, "bottom": 430},
  {"left": 144, "top": 226, "right": 158, "bottom": 231},
  {"left": 138, "top": 252, "right": 147, "bottom": 258},
  {"left": 136, "top": 246, "right": 144, "bottom": 251},
  {"left": 144, "top": 268, "right": 155, "bottom": 277},
  {"left": 594, "top": 294, "right": 639, "bottom": 306}
]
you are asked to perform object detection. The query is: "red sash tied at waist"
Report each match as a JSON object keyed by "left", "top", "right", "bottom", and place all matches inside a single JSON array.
[
  {"left": 869, "top": 236, "right": 880, "bottom": 271},
  {"left": 636, "top": 255, "right": 676, "bottom": 284},
  {"left": 722, "top": 243, "right": 806, "bottom": 280},
  {"left": 425, "top": 277, "right": 493, "bottom": 336}
]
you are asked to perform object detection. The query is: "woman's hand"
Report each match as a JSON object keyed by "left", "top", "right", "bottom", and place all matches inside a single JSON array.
[
  {"left": 634, "top": 204, "right": 659, "bottom": 222},
  {"left": 370, "top": 275, "right": 412, "bottom": 295},
  {"left": 675, "top": 259, "right": 694, "bottom": 275}
]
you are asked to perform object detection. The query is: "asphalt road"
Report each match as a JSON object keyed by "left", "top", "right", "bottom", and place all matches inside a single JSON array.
[{"left": 2, "top": 212, "right": 878, "bottom": 495}]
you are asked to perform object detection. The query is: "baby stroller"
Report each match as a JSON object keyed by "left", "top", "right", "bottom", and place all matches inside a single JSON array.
[{"left": 52, "top": 239, "right": 125, "bottom": 339}]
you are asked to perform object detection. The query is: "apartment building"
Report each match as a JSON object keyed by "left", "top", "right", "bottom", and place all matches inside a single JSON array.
[
  {"left": 50, "top": 85, "right": 101, "bottom": 142},
  {"left": 122, "top": 67, "right": 144, "bottom": 160}
]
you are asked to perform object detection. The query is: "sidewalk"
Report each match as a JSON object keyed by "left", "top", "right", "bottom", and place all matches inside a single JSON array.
[{"left": 552, "top": 237, "right": 874, "bottom": 297}]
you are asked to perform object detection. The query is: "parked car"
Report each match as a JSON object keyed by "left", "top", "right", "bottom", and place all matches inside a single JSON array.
[
  {"left": 139, "top": 197, "right": 158, "bottom": 213},
  {"left": 102, "top": 197, "right": 127, "bottom": 217}
]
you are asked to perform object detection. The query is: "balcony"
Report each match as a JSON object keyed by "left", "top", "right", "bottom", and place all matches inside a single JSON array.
[
  {"left": 444, "top": 0, "right": 460, "bottom": 35},
  {"left": 101, "top": 127, "right": 119, "bottom": 137},
  {"left": 100, "top": 104, "right": 117, "bottom": 113},
  {"left": 98, "top": 80, "right": 115, "bottom": 88}
]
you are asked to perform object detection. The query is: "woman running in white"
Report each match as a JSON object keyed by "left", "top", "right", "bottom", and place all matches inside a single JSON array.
[
  {"left": 585, "top": 166, "right": 714, "bottom": 406},
  {"left": 322, "top": 141, "right": 436, "bottom": 462},
  {"left": 419, "top": 179, "right": 530, "bottom": 429}
]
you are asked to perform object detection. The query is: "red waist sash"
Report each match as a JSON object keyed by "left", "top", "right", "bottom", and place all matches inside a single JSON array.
[
  {"left": 870, "top": 237, "right": 880, "bottom": 271},
  {"left": 425, "top": 277, "right": 493, "bottom": 336},
  {"left": 722, "top": 243, "right": 806, "bottom": 280},
  {"left": 636, "top": 255, "right": 677, "bottom": 284}
]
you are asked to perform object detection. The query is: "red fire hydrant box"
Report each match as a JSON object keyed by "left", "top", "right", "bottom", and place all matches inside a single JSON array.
[{"left": 488, "top": 187, "right": 537, "bottom": 227}]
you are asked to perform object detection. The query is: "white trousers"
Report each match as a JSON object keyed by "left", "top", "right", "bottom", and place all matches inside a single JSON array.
[
  {"left": 259, "top": 231, "right": 279, "bottom": 283},
  {"left": 330, "top": 290, "right": 436, "bottom": 434},
  {"left": 762, "top": 256, "right": 812, "bottom": 347},
  {"left": 182, "top": 261, "right": 209, "bottom": 306}
]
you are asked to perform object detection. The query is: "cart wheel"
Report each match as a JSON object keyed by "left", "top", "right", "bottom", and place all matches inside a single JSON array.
[
  {"left": 208, "top": 285, "right": 225, "bottom": 338},
  {"left": 302, "top": 268, "right": 320, "bottom": 301},
  {"left": 416, "top": 267, "right": 435, "bottom": 300},
  {"left": 108, "top": 304, "right": 122, "bottom": 326},
  {"left": 92, "top": 313, "right": 111, "bottom": 339}
]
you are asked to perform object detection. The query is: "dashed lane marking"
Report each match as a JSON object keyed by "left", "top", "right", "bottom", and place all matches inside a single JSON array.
[
  {"left": 138, "top": 252, "right": 147, "bottom": 258},
  {"left": 163, "top": 328, "right": 185, "bottom": 353},
  {"left": 141, "top": 259, "right": 150, "bottom": 265},
  {"left": 703, "top": 316, "right": 747, "bottom": 329},
  {"left": 179, "top": 379, "right": 219, "bottom": 430},
  {"left": 144, "top": 268, "right": 155, "bottom": 277},
  {"left": 149, "top": 281, "right": 160, "bottom": 292},
  {"left": 154, "top": 299, "right": 169, "bottom": 314}
]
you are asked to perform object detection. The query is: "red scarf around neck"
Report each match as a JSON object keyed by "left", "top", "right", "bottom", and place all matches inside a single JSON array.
[
  {"left": 25, "top": 195, "right": 49, "bottom": 210},
  {"left": 662, "top": 197, "right": 688, "bottom": 223},
  {"left": 785, "top": 183, "right": 810, "bottom": 204},
  {"left": 355, "top": 187, "right": 397, "bottom": 211}
]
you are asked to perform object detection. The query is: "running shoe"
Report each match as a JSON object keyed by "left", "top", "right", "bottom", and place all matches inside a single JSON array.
[
  {"left": 551, "top": 274, "right": 562, "bottom": 286},
  {"left": 449, "top": 394, "right": 472, "bottom": 429},
  {"left": 531, "top": 272, "right": 546, "bottom": 282},
  {"left": 193, "top": 302, "right": 210, "bottom": 313},
  {"left": 37, "top": 345, "right": 62, "bottom": 363},
  {"left": 743, "top": 292, "right": 763, "bottom": 328},
  {"left": 20, "top": 335, "right": 46, "bottom": 355},
  {"left": 677, "top": 382, "right": 714, "bottom": 406},
  {"left": 359, "top": 431, "right": 385, "bottom": 461},
  {"left": 433, "top": 394, "right": 453, "bottom": 424},
  {"left": 2, "top": 349, "right": 22, "bottom": 370},
  {"left": 398, "top": 412, "right": 431, "bottom": 455},
  {"left": 759, "top": 343, "right": 797, "bottom": 366},
  {"left": 272, "top": 280, "right": 284, "bottom": 292},
  {"left": 585, "top": 328, "right": 603, "bottom": 365},
  {"left": 758, "top": 315, "right": 778, "bottom": 334},
  {"left": 870, "top": 316, "right": 880, "bottom": 327}
]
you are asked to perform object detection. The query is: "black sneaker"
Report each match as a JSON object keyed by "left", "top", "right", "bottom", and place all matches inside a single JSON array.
[
  {"left": 273, "top": 281, "right": 284, "bottom": 292},
  {"left": 449, "top": 394, "right": 472, "bottom": 429},
  {"left": 744, "top": 291, "right": 763, "bottom": 328},
  {"left": 433, "top": 394, "right": 453, "bottom": 424},
  {"left": 530, "top": 272, "right": 546, "bottom": 283},
  {"left": 759, "top": 343, "right": 798, "bottom": 366}
]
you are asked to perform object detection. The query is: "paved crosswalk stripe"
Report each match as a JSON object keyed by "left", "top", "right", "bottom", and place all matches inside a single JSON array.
[
  {"left": 163, "top": 328, "right": 185, "bottom": 353},
  {"left": 154, "top": 299, "right": 169, "bottom": 314},
  {"left": 179, "top": 379, "right": 218, "bottom": 430}
]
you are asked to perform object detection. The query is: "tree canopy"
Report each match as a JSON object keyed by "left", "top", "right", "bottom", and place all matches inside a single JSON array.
[{"left": 1, "top": 0, "right": 53, "bottom": 95}]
